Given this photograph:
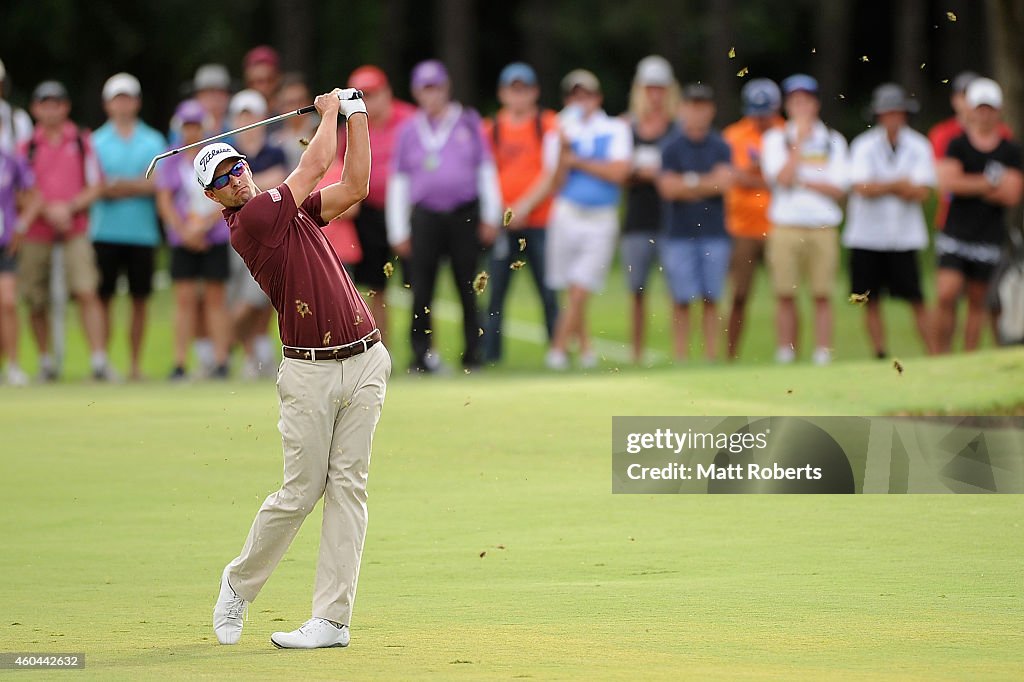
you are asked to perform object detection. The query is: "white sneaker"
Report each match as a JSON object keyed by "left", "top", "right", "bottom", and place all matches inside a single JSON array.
[
  {"left": 812, "top": 347, "right": 832, "bottom": 366},
  {"left": 545, "top": 349, "right": 569, "bottom": 371},
  {"left": 6, "top": 366, "right": 29, "bottom": 387},
  {"left": 213, "top": 568, "right": 249, "bottom": 645},
  {"left": 579, "top": 351, "right": 598, "bottom": 369},
  {"left": 271, "top": 618, "right": 350, "bottom": 649},
  {"left": 775, "top": 346, "right": 796, "bottom": 364}
]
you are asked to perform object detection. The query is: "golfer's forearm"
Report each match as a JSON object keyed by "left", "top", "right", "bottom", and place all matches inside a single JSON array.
[
  {"left": 341, "top": 114, "right": 370, "bottom": 197},
  {"left": 304, "top": 109, "right": 341, "bottom": 176}
]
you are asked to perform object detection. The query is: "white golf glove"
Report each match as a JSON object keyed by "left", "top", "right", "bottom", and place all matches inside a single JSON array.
[{"left": 336, "top": 88, "right": 367, "bottom": 117}]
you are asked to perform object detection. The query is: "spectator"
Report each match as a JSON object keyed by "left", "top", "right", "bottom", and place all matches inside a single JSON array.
[
  {"left": 271, "top": 73, "right": 319, "bottom": 171},
  {"left": 481, "top": 61, "right": 560, "bottom": 364},
  {"left": 621, "top": 56, "right": 680, "bottom": 364},
  {"left": 155, "top": 99, "right": 232, "bottom": 380},
  {"left": 0, "top": 58, "right": 32, "bottom": 154},
  {"left": 90, "top": 73, "right": 167, "bottom": 380},
  {"left": 0, "top": 138, "right": 42, "bottom": 385},
  {"left": 19, "top": 81, "right": 110, "bottom": 380},
  {"left": 226, "top": 89, "right": 288, "bottom": 378},
  {"left": 934, "top": 78, "right": 1023, "bottom": 353},
  {"left": 243, "top": 45, "right": 281, "bottom": 112},
  {"left": 324, "top": 65, "right": 417, "bottom": 344},
  {"left": 387, "top": 60, "right": 501, "bottom": 373},
  {"left": 844, "top": 83, "right": 935, "bottom": 358},
  {"left": 761, "top": 74, "right": 849, "bottom": 365},
  {"left": 192, "top": 64, "right": 233, "bottom": 138},
  {"left": 722, "top": 78, "right": 784, "bottom": 360},
  {"left": 656, "top": 83, "right": 733, "bottom": 362},
  {"left": 928, "top": 71, "right": 1012, "bottom": 230},
  {"left": 543, "top": 69, "right": 632, "bottom": 370}
]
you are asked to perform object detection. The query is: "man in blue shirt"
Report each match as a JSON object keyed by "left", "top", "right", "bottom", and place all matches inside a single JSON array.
[
  {"left": 657, "top": 83, "right": 734, "bottom": 362},
  {"left": 90, "top": 73, "right": 167, "bottom": 380}
]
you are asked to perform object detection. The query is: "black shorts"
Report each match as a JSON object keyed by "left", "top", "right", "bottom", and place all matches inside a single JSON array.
[
  {"left": 849, "top": 249, "right": 923, "bottom": 302},
  {"left": 170, "top": 243, "right": 230, "bottom": 282},
  {"left": 0, "top": 249, "right": 15, "bottom": 273},
  {"left": 351, "top": 204, "right": 391, "bottom": 289},
  {"left": 93, "top": 242, "right": 155, "bottom": 300},
  {"left": 937, "top": 251, "right": 997, "bottom": 284}
]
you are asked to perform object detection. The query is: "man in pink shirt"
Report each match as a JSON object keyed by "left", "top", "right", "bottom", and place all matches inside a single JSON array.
[
  {"left": 328, "top": 65, "right": 416, "bottom": 342},
  {"left": 18, "top": 81, "right": 110, "bottom": 381}
]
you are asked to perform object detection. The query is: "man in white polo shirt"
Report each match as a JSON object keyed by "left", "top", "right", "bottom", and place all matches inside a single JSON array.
[
  {"left": 761, "top": 74, "right": 849, "bottom": 365},
  {"left": 843, "top": 83, "right": 935, "bottom": 359}
]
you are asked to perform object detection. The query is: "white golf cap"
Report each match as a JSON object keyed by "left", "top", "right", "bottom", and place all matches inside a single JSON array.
[
  {"left": 194, "top": 63, "right": 231, "bottom": 92},
  {"left": 194, "top": 142, "right": 246, "bottom": 188},
  {"left": 635, "top": 55, "right": 674, "bottom": 87},
  {"left": 103, "top": 72, "right": 141, "bottom": 101},
  {"left": 229, "top": 88, "right": 268, "bottom": 118},
  {"left": 965, "top": 77, "right": 1003, "bottom": 109}
]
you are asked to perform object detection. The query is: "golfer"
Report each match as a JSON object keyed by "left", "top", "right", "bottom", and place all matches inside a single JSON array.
[{"left": 205, "top": 88, "right": 391, "bottom": 649}]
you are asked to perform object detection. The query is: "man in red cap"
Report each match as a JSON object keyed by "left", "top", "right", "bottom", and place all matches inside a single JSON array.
[
  {"left": 332, "top": 65, "right": 416, "bottom": 342},
  {"left": 244, "top": 45, "right": 282, "bottom": 113}
]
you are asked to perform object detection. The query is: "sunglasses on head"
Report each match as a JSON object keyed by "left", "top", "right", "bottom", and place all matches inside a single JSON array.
[{"left": 207, "top": 160, "right": 246, "bottom": 190}]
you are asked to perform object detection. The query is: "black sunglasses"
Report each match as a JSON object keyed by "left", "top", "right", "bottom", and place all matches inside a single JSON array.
[{"left": 207, "top": 160, "right": 246, "bottom": 190}]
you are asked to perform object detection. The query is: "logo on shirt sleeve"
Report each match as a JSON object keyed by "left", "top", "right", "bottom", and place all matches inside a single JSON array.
[{"left": 269, "top": 188, "right": 282, "bottom": 203}]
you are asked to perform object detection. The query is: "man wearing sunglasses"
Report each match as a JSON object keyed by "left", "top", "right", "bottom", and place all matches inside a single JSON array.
[{"left": 201, "top": 88, "right": 389, "bottom": 651}]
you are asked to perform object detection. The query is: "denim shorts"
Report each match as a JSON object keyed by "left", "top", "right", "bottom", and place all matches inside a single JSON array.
[{"left": 659, "top": 236, "right": 732, "bottom": 303}]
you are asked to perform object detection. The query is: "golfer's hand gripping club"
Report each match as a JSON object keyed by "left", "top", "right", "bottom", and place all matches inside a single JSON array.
[{"left": 143, "top": 89, "right": 365, "bottom": 180}]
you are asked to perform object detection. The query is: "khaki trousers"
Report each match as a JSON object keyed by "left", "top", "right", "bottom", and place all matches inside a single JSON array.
[{"left": 227, "top": 341, "right": 391, "bottom": 625}]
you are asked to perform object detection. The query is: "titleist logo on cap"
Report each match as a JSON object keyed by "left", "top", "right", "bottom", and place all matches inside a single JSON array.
[{"left": 199, "top": 147, "right": 226, "bottom": 172}]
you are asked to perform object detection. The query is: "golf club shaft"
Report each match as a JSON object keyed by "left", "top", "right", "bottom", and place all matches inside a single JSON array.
[{"left": 145, "top": 90, "right": 363, "bottom": 178}]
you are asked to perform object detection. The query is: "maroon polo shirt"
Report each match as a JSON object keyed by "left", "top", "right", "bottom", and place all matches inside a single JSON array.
[{"left": 226, "top": 183, "right": 375, "bottom": 348}]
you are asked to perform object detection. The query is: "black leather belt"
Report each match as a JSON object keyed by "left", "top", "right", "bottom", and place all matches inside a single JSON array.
[{"left": 282, "top": 329, "right": 381, "bottom": 361}]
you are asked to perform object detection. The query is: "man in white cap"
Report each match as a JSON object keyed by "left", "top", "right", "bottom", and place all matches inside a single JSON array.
[
  {"left": 205, "top": 87, "right": 389, "bottom": 651},
  {"left": 190, "top": 64, "right": 233, "bottom": 141},
  {"left": 934, "top": 77, "right": 1023, "bottom": 353},
  {"left": 0, "top": 58, "right": 33, "bottom": 154},
  {"left": 225, "top": 88, "right": 287, "bottom": 379},
  {"left": 90, "top": 73, "right": 167, "bottom": 380}
]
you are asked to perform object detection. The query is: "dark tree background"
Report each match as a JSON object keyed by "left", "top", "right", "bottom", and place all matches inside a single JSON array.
[{"left": 1, "top": 0, "right": 1021, "bottom": 139}]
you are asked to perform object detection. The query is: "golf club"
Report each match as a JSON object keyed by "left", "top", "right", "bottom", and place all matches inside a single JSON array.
[{"left": 144, "top": 89, "right": 364, "bottom": 179}]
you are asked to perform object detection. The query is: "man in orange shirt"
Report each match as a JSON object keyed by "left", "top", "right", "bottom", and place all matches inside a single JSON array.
[
  {"left": 722, "top": 78, "right": 784, "bottom": 360},
  {"left": 481, "top": 62, "right": 559, "bottom": 364}
]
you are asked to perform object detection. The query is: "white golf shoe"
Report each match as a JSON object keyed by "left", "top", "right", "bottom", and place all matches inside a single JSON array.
[
  {"left": 271, "top": 618, "right": 350, "bottom": 649},
  {"left": 213, "top": 568, "right": 249, "bottom": 645}
]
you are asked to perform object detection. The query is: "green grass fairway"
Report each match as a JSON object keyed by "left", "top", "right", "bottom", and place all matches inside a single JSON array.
[{"left": 3, "top": 350, "right": 1023, "bottom": 680}]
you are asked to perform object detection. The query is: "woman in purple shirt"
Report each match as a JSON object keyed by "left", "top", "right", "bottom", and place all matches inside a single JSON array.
[
  {"left": 0, "top": 149, "right": 41, "bottom": 385},
  {"left": 155, "top": 100, "right": 232, "bottom": 380}
]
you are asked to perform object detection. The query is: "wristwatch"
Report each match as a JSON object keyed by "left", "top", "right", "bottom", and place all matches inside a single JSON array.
[{"left": 684, "top": 172, "right": 700, "bottom": 188}]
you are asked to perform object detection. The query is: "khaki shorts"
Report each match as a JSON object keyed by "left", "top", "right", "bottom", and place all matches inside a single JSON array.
[
  {"left": 766, "top": 225, "right": 838, "bottom": 298},
  {"left": 18, "top": 235, "right": 100, "bottom": 311}
]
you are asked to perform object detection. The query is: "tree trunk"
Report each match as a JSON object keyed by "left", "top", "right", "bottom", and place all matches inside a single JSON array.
[
  {"left": 436, "top": 0, "right": 476, "bottom": 106},
  {"left": 812, "top": 0, "right": 853, "bottom": 125},
  {"left": 705, "top": 0, "right": 737, "bottom": 124},
  {"left": 274, "top": 0, "right": 314, "bottom": 77},
  {"left": 986, "top": 0, "right": 1024, "bottom": 138},
  {"left": 894, "top": 0, "right": 928, "bottom": 103},
  {"left": 522, "top": 0, "right": 557, "bottom": 105},
  {"left": 380, "top": 0, "right": 408, "bottom": 88}
]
